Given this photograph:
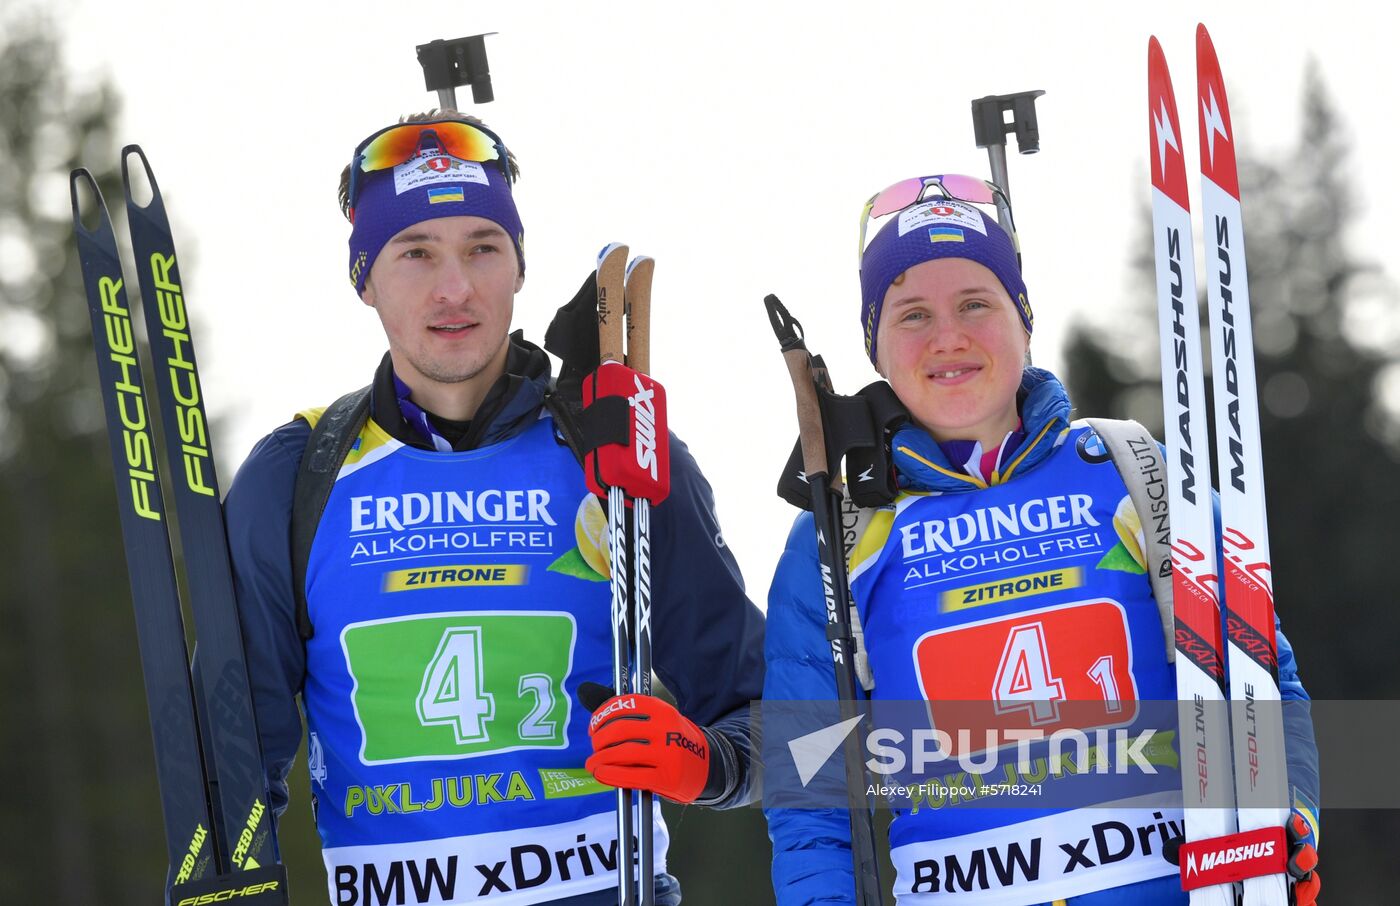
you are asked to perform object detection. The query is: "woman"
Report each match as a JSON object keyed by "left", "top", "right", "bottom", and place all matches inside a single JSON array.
[{"left": 762, "top": 177, "right": 1320, "bottom": 905}]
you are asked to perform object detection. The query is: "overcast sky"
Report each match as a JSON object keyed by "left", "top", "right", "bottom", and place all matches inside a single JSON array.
[{"left": 46, "top": 1, "right": 1400, "bottom": 598}]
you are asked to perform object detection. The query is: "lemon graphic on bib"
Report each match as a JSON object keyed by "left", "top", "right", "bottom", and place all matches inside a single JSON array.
[
  {"left": 574, "top": 494, "right": 612, "bottom": 578},
  {"left": 547, "top": 494, "right": 612, "bottom": 582},
  {"left": 1113, "top": 496, "right": 1147, "bottom": 570},
  {"left": 1096, "top": 495, "right": 1148, "bottom": 575}
]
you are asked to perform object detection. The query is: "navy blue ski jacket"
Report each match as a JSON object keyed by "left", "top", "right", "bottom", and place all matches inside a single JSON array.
[{"left": 223, "top": 337, "right": 765, "bottom": 892}]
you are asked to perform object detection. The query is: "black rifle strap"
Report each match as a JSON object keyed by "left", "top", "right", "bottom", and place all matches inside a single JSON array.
[{"left": 291, "top": 386, "right": 371, "bottom": 640}]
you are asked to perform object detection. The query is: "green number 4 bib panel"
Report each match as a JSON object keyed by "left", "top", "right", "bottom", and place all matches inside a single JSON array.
[{"left": 342, "top": 611, "right": 576, "bottom": 764}]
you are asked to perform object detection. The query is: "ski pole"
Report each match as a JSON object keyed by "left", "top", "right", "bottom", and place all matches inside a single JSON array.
[
  {"left": 765, "top": 294, "right": 885, "bottom": 906},
  {"left": 595, "top": 243, "right": 636, "bottom": 906},
  {"left": 625, "top": 255, "right": 658, "bottom": 906},
  {"left": 586, "top": 244, "right": 672, "bottom": 905}
]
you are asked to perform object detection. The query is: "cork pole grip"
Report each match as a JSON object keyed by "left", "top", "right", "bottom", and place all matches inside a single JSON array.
[
  {"left": 782, "top": 347, "right": 828, "bottom": 478},
  {"left": 596, "top": 243, "right": 628, "bottom": 364},
  {"left": 624, "top": 256, "right": 654, "bottom": 374}
]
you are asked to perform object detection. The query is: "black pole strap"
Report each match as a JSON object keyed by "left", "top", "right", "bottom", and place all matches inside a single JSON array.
[{"left": 776, "top": 381, "right": 906, "bottom": 512}]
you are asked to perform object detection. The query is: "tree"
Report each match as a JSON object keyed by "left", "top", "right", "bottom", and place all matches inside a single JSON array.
[
  {"left": 1063, "top": 64, "right": 1400, "bottom": 901},
  {"left": 0, "top": 13, "right": 342, "bottom": 903},
  {"left": 0, "top": 11, "right": 155, "bottom": 904}
]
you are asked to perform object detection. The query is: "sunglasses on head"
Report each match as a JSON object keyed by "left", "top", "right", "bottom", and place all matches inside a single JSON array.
[
  {"left": 346, "top": 119, "right": 512, "bottom": 217},
  {"left": 857, "top": 174, "right": 1020, "bottom": 266}
]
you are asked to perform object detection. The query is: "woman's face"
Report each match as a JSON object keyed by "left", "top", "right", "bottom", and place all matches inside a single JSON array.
[{"left": 875, "top": 257, "right": 1029, "bottom": 448}]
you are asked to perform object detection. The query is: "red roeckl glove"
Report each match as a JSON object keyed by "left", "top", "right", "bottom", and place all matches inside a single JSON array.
[
  {"left": 1287, "top": 809, "right": 1320, "bottom": 906},
  {"left": 580, "top": 682, "right": 711, "bottom": 805}
]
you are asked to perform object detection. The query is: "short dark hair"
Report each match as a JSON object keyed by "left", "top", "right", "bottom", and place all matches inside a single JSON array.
[{"left": 338, "top": 110, "right": 521, "bottom": 221}]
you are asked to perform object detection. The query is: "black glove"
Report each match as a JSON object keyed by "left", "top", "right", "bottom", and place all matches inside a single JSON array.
[{"left": 543, "top": 270, "right": 599, "bottom": 401}]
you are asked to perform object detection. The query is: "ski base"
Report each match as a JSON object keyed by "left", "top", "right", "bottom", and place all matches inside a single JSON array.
[
  {"left": 169, "top": 864, "right": 289, "bottom": 906},
  {"left": 1179, "top": 826, "right": 1286, "bottom": 891}
]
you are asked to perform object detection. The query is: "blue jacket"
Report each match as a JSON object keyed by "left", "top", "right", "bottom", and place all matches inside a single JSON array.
[
  {"left": 763, "top": 368, "right": 1318, "bottom": 905},
  {"left": 224, "top": 338, "right": 765, "bottom": 901}
]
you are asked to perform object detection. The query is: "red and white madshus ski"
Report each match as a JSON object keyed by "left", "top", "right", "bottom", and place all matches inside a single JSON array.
[
  {"left": 1196, "top": 24, "right": 1290, "bottom": 906},
  {"left": 1146, "top": 37, "right": 1239, "bottom": 906}
]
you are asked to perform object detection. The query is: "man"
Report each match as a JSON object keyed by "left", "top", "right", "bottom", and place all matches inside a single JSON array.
[{"left": 224, "top": 112, "right": 764, "bottom": 905}]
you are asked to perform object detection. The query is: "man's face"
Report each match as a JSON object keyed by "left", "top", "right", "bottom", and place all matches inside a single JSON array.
[{"left": 362, "top": 215, "right": 523, "bottom": 388}]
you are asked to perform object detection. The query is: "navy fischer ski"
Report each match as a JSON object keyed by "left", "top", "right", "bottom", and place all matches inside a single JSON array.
[{"left": 70, "top": 149, "right": 288, "bottom": 906}]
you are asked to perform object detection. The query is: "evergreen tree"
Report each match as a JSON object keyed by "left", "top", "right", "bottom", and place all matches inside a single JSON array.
[
  {"left": 0, "top": 14, "right": 339, "bottom": 903},
  {"left": 0, "top": 11, "right": 157, "bottom": 904}
]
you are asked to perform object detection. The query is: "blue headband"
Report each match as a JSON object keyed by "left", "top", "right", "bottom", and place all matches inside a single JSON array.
[
  {"left": 347, "top": 145, "right": 524, "bottom": 294},
  {"left": 859, "top": 199, "right": 1031, "bottom": 365}
]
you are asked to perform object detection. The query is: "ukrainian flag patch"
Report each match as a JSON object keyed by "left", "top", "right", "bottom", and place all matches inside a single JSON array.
[
  {"left": 427, "top": 186, "right": 465, "bottom": 204},
  {"left": 928, "top": 226, "right": 965, "bottom": 243}
]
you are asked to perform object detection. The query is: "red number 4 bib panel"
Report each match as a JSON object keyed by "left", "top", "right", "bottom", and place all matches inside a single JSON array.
[{"left": 912, "top": 599, "right": 1140, "bottom": 754}]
